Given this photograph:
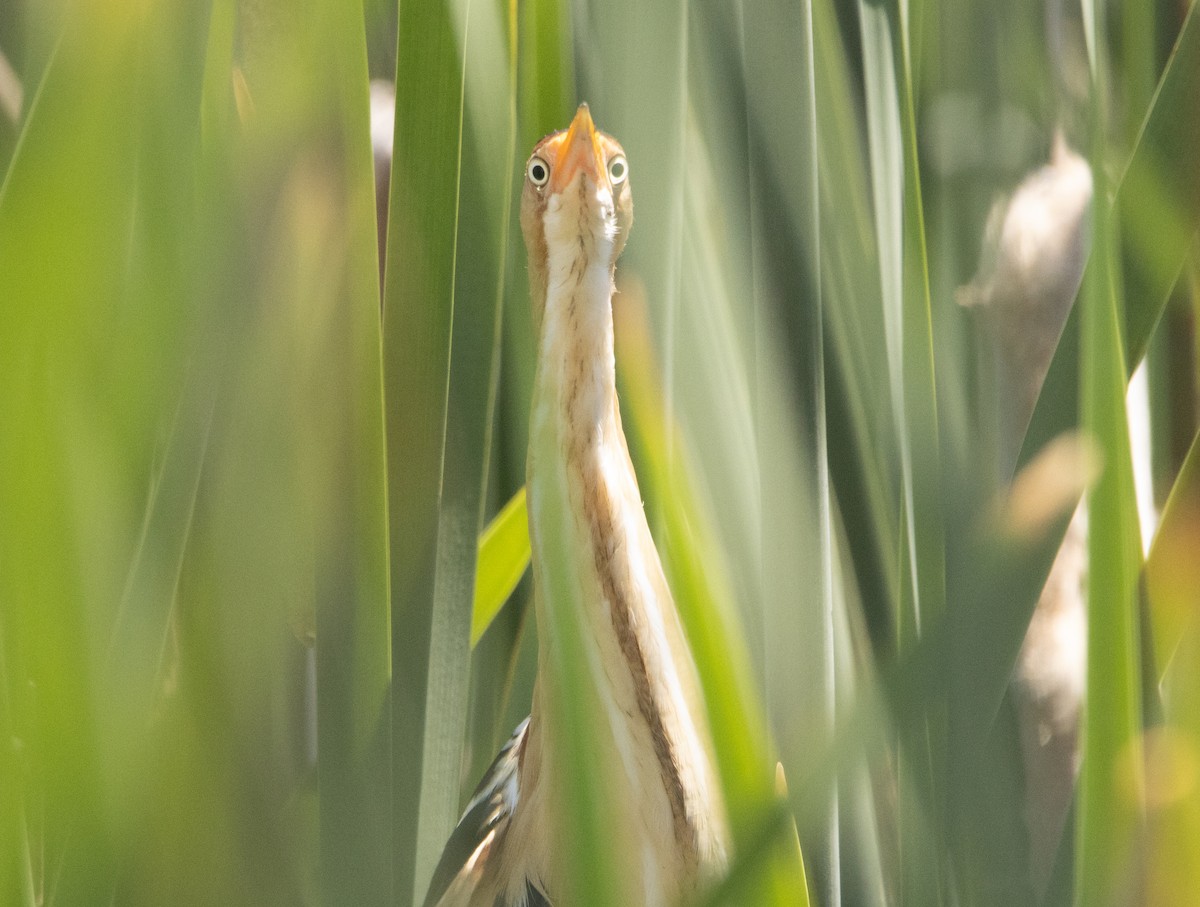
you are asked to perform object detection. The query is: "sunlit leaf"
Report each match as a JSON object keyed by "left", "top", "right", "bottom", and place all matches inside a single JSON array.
[{"left": 471, "top": 488, "right": 530, "bottom": 648}]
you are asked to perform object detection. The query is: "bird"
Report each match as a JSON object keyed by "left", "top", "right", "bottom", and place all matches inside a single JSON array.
[{"left": 422, "top": 103, "right": 728, "bottom": 907}]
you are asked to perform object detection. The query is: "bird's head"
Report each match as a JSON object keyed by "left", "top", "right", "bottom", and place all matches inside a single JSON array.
[{"left": 520, "top": 103, "right": 632, "bottom": 333}]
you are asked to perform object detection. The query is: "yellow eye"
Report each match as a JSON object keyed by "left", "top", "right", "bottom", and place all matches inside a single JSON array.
[
  {"left": 607, "top": 155, "right": 627, "bottom": 185},
  {"left": 527, "top": 156, "right": 550, "bottom": 187}
]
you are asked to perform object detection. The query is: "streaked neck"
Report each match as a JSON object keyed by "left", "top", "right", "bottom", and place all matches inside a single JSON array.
[{"left": 524, "top": 179, "right": 724, "bottom": 901}]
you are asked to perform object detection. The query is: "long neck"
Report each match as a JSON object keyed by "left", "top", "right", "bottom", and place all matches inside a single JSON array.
[{"left": 523, "top": 191, "right": 724, "bottom": 898}]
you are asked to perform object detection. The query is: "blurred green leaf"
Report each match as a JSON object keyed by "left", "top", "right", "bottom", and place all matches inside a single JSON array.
[
  {"left": 1021, "top": 1, "right": 1200, "bottom": 476},
  {"left": 0, "top": 5, "right": 206, "bottom": 900},
  {"left": 814, "top": 0, "right": 900, "bottom": 653},
  {"left": 386, "top": 0, "right": 516, "bottom": 902},
  {"left": 1120, "top": 0, "right": 1200, "bottom": 367},
  {"left": 383, "top": 0, "right": 466, "bottom": 901},
  {"left": 295, "top": 2, "right": 393, "bottom": 904},
  {"left": 1076, "top": 3, "right": 1146, "bottom": 899},
  {"left": 858, "top": 0, "right": 947, "bottom": 900},
  {"left": 1146, "top": 429, "right": 1200, "bottom": 677},
  {"left": 738, "top": 0, "right": 841, "bottom": 901},
  {"left": 1145, "top": 609, "right": 1200, "bottom": 900}
]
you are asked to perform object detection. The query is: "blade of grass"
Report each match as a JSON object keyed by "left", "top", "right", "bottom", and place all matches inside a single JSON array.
[
  {"left": 858, "top": 0, "right": 910, "bottom": 646},
  {"left": 0, "top": 583, "right": 35, "bottom": 907},
  {"left": 944, "top": 434, "right": 1096, "bottom": 899},
  {"left": 471, "top": 488, "right": 530, "bottom": 647},
  {"left": 1145, "top": 603, "right": 1200, "bottom": 900},
  {"left": 105, "top": 370, "right": 215, "bottom": 756},
  {"left": 1076, "top": 3, "right": 1146, "bottom": 900},
  {"left": 519, "top": 0, "right": 573, "bottom": 144},
  {"left": 181, "top": 3, "right": 397, "bottom": 901},
  {"left": 384, "top": 0, "right": 464, "bottom": 901},
  {"left": 414, "top": 0, "right": 516, "bottom": 896},
  {"left": 678, "top": 0, "right": 762, "bottom": 688},
  {"left": 1145, "top": 428, "right": 1200, "bottom": 678},
  {"left": 858, "top": 0, "right": 945, "bottom": 649},
  {"left": 813, "top": 0, "right": 900, "bottom": 655},
  {"left": 894, "top": 0, "right": 945, "bottom": 655},
  {"left": 739, "top": 0, "right": 837, "bottom": 901},
  {"left": 858, "top": 0, "right": 947, "bottom": 900},
  {"left": 0, "top": 7, "right": 202, "bottom": 900},
  {"left": 578, "top": 0, "right": 688, "bottom": 443},
  {"left": 0, "top": 38, "right": 52, "bottom": 907},
  {"left": 388, "top": 0, "right": 517, "bottom": 900},
  {"left": 461, "top": 0, "right": 565, "bottom": 840},
  {"left": 1119, "top": 0, "right": 1200, "bottom": 368},
  {"left": 1132, "top": 208, "right": 1198, "bottom": 897},
  {"left": 1120, "top": 0, "right": 1158, "bottom": 148},
  {"left": 503, "top": 0, "right": 573, "bottom": 488},
  {"left": 466, "top": 0, "right": 530, "bottom": 792},
  {"left": 775, "top": 0, "right": 902, "bottom": 898},
  {"left": 309, "top": 1, "right": 393, "bottom": 904}
]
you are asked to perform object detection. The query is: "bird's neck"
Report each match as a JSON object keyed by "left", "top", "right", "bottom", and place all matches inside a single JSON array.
[{"left": 522, "top": 200, "right": 724, "bottom": 900}]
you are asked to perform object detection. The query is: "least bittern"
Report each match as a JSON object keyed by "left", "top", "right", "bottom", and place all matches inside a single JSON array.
[{"left": 423, "top": 105, "right": 727, "bottom": 907}]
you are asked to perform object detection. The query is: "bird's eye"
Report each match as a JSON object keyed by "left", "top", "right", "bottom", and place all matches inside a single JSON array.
[
  {"left": 527, "top": 156, "right": 551, "bottom": 187},
  {"left": 607, "top": 155, "right": 628, "bottom": 185}
]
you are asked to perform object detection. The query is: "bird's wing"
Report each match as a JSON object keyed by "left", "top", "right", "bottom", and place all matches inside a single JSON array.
[{"left": 422, "top": 717, "right": 550, "bottom": 907}]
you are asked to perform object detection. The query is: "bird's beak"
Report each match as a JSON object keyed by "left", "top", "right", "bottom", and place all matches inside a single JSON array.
[{"left": 550, "top": 103, "right": 605, "bottom": 193}]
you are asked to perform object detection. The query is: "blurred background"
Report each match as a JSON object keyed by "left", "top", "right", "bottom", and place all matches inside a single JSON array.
[{"left": 0, "top": 0, "right": 1197, "bottom": 905}]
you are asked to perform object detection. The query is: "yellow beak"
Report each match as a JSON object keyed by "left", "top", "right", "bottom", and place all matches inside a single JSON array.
[{"left": 550, "top": 103, "right": 605, "bottom": 193}]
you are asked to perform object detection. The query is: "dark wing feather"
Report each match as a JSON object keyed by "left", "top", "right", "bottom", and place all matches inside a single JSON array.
[
  {"left": 422, "top": 718, "right": 530, "bottom": 907},
  {"left": 518, "top": 880, "right": 551, "bottom": 907}
]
